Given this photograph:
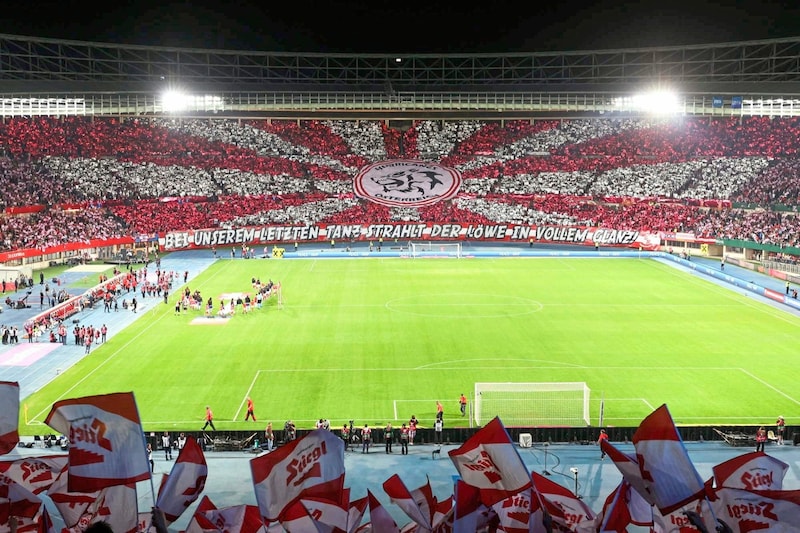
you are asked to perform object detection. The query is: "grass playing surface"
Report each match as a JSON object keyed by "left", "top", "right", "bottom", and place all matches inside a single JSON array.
[{"left": 19, "top": 256, "right": 800, "bottom": 433}]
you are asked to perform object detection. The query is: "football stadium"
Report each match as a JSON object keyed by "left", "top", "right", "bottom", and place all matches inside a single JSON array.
[{"left": 3, "top": 31, "right": 800, "bottom": 532}]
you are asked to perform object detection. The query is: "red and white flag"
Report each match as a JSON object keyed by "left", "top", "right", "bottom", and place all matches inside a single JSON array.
[
  {"left": 155, "top": 435, "right": 208, "bottom": 523},
  {"left": 382, "top": 474, "right": 435, "bottom": 530},
  {"left": 448, "top": 417, "right": 531, "bottom": 507},
  {"left": 364, "top": 490, "right": 400, "bottom": 533},
  {"left": 44, "top": 392, "right": 150, "bottom": 492},
  {"left": 491, "top": 488, "right": 544, "bottom": 533},
  {"left": 347, "top": 495, "right": 368, "bottom": 533},
  {"left": 712, "top": 451, "right": 789, "bottom": 491},
  {"left": 531, "top": 472, "right": 596, "bottom": 532},
  {"left": 599, "top": 439, "right": 656, "bottom": 506},
  {"left": 251, "top": 428, "right": 345, "bottom": 522},
  {"left": 632, "top": 404, "right": 705, "bottom": 514},
  {"left": 452, "top": 480, "right": 491, "bottom": 533},
  {"left": 280, "top": 496, "right": 348, "bottom": 532},
  {"left": 707, "top": 486, "right": 800, "bottom": 532},
  {"left": 0, "top": 382, "right": 20, "bottom": 455},
  {"left": 47, "top": 467, "right": 98, "bottom": 528},
  {"left": 0, "top": 473, "right": 42, "bottom": 532},
  {"left": 596, "top": 481, "right": 654, "bottom": 532},
  {"left": 0, "top": 455, "right": 68, "bottom": 495},
  {"left": 186, "top": 495, "right": 266, "bottom": 533},
  {"left": 92, "top": 483, "right": 139, "bottom": 533},
  {"left": 431, "top": 496, "right": 453, "bottom": 532}
]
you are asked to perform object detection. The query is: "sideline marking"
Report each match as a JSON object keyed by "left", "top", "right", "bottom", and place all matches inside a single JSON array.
[
  {"left": 233, "top": 370, "right": 262, "bottom": 421},
  {"left": 28, "top": 263, "right": 231, "bottom": 423}
]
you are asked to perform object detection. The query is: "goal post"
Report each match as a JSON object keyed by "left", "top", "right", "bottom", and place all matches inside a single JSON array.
[
  {"left": 474, "top": 382, "right": 591, "bottom": 427},
  {"left": 408, "top": 241, "right": 462, "bottom": 258}
]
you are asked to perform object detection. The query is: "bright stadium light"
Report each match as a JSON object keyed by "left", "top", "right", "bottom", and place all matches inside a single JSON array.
[
  {"left": 161, "top": 90, "right": 190, "bottom": 113},
  {"left": 160, "top": 91, "right": 225, "bottom": 113},
  {"left": 612, "top": 90, "right": 681, "bottom": 115}
]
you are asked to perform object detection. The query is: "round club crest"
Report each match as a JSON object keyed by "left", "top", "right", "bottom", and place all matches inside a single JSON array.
[{"left": 354, "top": 160, "right": 462, "bottom": 207}]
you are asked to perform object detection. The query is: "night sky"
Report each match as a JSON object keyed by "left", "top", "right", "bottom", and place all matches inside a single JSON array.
[{"left": 4, "top": 0, "right": 799, "bottom": 53}]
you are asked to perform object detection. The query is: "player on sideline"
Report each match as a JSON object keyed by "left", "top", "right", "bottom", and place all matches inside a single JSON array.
[
  {"left": 459, "top": 393, "right": 467, "bottom": 416},
  {"left": 202, "top": 405, "right": 216, "bottom": 431},
  {"left": 245, "top": 397, "right": 256, "bottom": 421}
]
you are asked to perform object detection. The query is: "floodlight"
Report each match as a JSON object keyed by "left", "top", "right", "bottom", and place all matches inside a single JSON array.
[{"left": 161, "top": 90, "right": 192, "bottom": 113}]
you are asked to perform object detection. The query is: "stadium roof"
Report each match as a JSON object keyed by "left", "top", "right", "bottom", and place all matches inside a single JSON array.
[{"left": 3, "top": 34, "right": 800, "bottom": 117}]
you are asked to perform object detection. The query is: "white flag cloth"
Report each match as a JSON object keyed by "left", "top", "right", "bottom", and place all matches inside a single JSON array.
[
  {"left": 632, "top": 404, "right": 705, "bottom": 514},
  {"left": 364, "top": 489, "right": 401, "bottom": 533},
  {"left": 155, "top": 435, "right": 208, "bottom": 523},
  {"left": 712, "top": 451, "right": 789, "bottom": 491},
  {"left": 44, "top": 392, "right": 150, "bottom": 492},
  {"left": 347, "top": 495, "right": 368, "bottom": 533},
  {"left": 452, "top": 480, "right": 492, "bottom": 533},
  {"left": 382, "top": 474, "right": 435, "bottom": 530},
  {"left": 596, "top": 481, "right": 654, "bottom": 532},
  {"left": 0, "top": 455, "right": 68, "bottom": 495},
  {"left": 0, "top": 381, "right": 20, "bottom": 455},
  {"left": 706, "top": 486, "right": 800, "bottom": 532},
  {"left": 531, "top": 471, "right": 596, "bottom": 532},
  {"left": 251, "top": 428, "right": 345, "bottom": 522},
  {"left": 448, "top": 417, "right": 531, "bottom": 507}
]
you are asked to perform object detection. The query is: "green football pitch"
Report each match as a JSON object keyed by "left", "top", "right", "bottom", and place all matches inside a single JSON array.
[{"left": 19, "top": 256, "right": 800, "bottom": 433}]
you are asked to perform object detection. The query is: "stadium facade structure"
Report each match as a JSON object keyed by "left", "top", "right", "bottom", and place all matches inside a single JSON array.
[{"left": 2, "top": 33, "right": 800, "bottom": 118}]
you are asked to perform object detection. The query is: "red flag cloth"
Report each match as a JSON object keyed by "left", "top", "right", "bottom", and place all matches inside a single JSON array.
[
  {"left": 155, "top": 436, "right": 208, "bottom": 523},
  {"left": 0, "top": 455, "right": 68, "bottom": 495},
  {"left": 712, "top": 451, "right": 789, "bottom": 491},
  {"left": 280, "top": 496, "right": 349, "bottom": 532},
  {"left": 596, "top": 481, "right": 654, "bottom": 532},
  {"left": 44, "top": 392, "right": 150, "bottom": 492},
  {"left": 431, "top": 496, "right": 454, "bottom": 532},
  {"left": 364, "top": 490, "right": 400, "bottom": 533},
  {"left": 185, "top": 495, "right": 265, "bottom": 533},
  {"left": 382, "top": 474, "right": 435, "bottom": 530},
  {"left": 0, "top": 382, "right": 20, "bottom": 454},
  {"left": 347, "top": 495, "right": 368, "bottom": 533},
  {"left": 600, "top": 439, "right": 656, "bottom": 506},
  {"left": 452, "top": 480, "right": 491, "bottom": 533},
  {"left": 632, "top": 404, "right": 706, "bottom": 514},
  {"left": 447, "top": 417, "right": 531, "bottom": 507},
  {"left": 531, "top": 472, "right": 596, "bottom": 531},
  {"left": 250, "top": 428, "right": 345, "bottom": 522}
]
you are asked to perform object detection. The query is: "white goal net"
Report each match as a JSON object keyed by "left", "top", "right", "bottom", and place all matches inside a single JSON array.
[
  {"left": 408, "top": 241, "right": 462, "bottom": 258},
  {"left": 474, "top": 382, "right": 590, "bottom": 427}
]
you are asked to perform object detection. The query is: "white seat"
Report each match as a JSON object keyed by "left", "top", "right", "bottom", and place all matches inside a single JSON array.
[{"left": 519, "top": 433, "right": 533, "bottom": 448}]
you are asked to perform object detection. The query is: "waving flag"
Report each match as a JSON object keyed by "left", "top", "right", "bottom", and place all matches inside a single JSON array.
[
  {"left": 280, "top": 496, "right": 348, "bottom": 532},
  {"left": 0, "top": 472, "right": 42, "bottom": 527},
  {"left": 431, "top": 496, "right": 453, "bottom": 531},
  {"left": 448, "top": 417, "right": 531, "bottom": 506},
  {"left": 596, "top": 481, "right": 654, "bottom": 532},
  {"left": 600, "top": 439, "right": 656, "bottom": 506},
  {"left": 44, "top": 392, "right": 150, "bottom": 492},
  {"left": 382, "top": 474, "right": 435, "bottom": 530},
  {"left": 364, "top": 490, "right": 400, "bottom": 533},
  {"left": 186, "top": 495, "right": 265, "bottom": 533},
  {"left": 47, "top": 467, "right": 99, "bottom": 528},
  {"left": 492, "top": 488, "right": 539, "bottom": 533},
  {"left": 347, "top": 495, "right": 368, "bottom": 533},
  {"left": 707, "top": 486, "right": 800, "bottom": 532},
  {"left": 712, "top": 451, "right": 788, "bottom": 491},
  {"left": 632, "top": 404, "right": 705, "bottom": 514},
  {"left": 453, "top": 480, "right": 491, "bottom": 533},
  {"left": 155, "top": 436, "right": 208, "bottom": 523},
  {"left": 0, "top": 455, "right": 67, "bottom": 495},
  {"left": 251, "top": 428, "right": 345, "bottom": 522},
  {"left": 531, "top": 471, "right": 596, "bottom": 532},
  {"left": 0, "top": 382, "right": 20, "bottom": 455}
]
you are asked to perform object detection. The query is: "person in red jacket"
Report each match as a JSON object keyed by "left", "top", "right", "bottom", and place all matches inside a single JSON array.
[
  {"left": 245, "top": 397, "right": 256, "bottom": 422},
  {"left": 597, "top": 429, "right": 609, "bottom": 459},
  {"left": 202, "top": 405, "right": 216, "bottom": 431}
]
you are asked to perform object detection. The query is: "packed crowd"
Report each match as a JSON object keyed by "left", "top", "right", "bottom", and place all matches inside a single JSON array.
[{"left": 1, "top": 116, "right": 800, "bottom": 251}]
